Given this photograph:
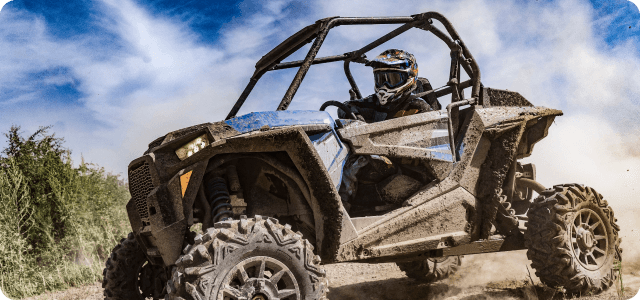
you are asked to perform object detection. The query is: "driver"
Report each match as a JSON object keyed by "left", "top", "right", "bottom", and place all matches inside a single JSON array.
[
  {"left": 337, "top": 49, "right": 441, "bottom": 212},
  {"left": 337, "top": 49, "right": 440, "bottom": 122}
]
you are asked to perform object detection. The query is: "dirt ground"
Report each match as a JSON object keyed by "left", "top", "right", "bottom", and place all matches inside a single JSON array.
[
  {"left": 21, "top": 206, "right": 640, "bottom": 300},
  {"left": 324, "top": 251, "right": 640, "bottom": 300},
  {"left": 21, "top": 249, "right": 640, "bottom": 300}
]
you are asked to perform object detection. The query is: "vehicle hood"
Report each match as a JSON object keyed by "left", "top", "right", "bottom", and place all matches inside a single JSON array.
[
  {"left": 147, "top": 110, "right": 336, "bottom": 151},
  {"left": 224, "top": 110, "right": 335, "bottom": 134}
]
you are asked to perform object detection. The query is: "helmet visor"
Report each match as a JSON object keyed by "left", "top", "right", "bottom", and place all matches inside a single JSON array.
[{"left": 374, "top": 71, "right": 408, "bottom": 89}]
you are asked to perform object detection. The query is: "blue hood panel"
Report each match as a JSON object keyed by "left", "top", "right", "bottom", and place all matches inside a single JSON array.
[{"left": 225, "top": 110, "right": 335, "bottom": 134}]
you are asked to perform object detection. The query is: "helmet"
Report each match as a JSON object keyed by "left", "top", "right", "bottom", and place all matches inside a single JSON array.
[{"left": 369, "top": 49, "right": 418, "bottom": 105}]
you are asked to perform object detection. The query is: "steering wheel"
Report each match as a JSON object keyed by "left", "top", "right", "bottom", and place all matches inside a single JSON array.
[{"left": 319, "top": 100, "right": 358, "bottom": 120}]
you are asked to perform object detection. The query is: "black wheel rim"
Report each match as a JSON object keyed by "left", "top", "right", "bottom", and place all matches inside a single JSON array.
[{"left": 569, "top": 208, "right": 609, "bottom": 271}]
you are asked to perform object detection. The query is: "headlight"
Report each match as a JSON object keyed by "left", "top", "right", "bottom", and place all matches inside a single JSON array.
[{"left": 175, "top": 134, "right": 210, "bottom": 160}]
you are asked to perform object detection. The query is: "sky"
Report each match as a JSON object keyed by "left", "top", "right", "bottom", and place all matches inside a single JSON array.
[
  {"left": 0, "top": 0, "right": 639, "bottom": 272},
  {"left": 0, "top": 1, "right": 639, "bottom": 198}
]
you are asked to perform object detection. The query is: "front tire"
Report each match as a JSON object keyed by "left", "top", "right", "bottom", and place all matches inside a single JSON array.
[
  {"left": 166, "top": 216, "right": 328, "bottom": 300},
  {"left": 396, "top": 256, "right": 462, "bottom": 283},
  {"left": 525, "top": 184, "right": 622, "bottom": 294},
  {"left": 102, "top": 232, "right": 167, "bottom": 300}
]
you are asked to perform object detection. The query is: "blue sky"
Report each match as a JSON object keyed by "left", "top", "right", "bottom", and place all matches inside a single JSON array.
[
  {"left": 2, "top": 0, "right": 640, "bottom": 276},
  {"left": 0, "top": 0, "right": 639, "bottom": 197}
]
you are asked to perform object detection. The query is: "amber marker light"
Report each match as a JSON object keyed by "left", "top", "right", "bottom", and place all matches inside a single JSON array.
[{"left": 180, "top": 171, "right": 192, "bottom": 197}]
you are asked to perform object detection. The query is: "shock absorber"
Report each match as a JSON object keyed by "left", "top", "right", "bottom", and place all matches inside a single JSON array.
[
  {"left": 206, "top": 176, "right": 233, "bottom": 223},
  {"left": 495, "top": 187, "right": 519, "bottom": 231}
]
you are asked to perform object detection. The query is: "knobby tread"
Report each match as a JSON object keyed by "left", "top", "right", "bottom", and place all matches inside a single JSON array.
[
  {"left": 396, "top": 256, "right": 462, "bottom": 283},
  {"left": 103, "top": 232, "right": 164, "bottom": 300},
  {"left": 524, "top": 184, "right": 622, "bottom": 295},
  {"left": 167, "top": 216, "right": 328, "bottom": 300}
]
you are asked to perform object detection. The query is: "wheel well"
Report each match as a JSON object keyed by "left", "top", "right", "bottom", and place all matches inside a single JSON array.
[{"left": 192, "top": 152, "right": 317, "bottom": 246}]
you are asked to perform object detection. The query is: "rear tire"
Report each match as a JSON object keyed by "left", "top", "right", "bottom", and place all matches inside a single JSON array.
[
  {"left": 525, "top": 184, "right": 621, "bottom": 295},
  {"left": 166, "top": 216, "right": 328, "bottom": 300},
  {"left": 396, "top": 256, "right": 462, "bottom": 283}
]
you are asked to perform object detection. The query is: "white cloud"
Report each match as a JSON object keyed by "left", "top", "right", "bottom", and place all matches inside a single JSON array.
[
  {"left": 0, "top": 0, "right": 638, "bottom": 268},
  {"left": 0, "top": 0, "right": 303, "bottom": 174},
  {"left": 1, "top": 0, "right": 639, "bottom": 211},
  {"left": 305, "top": 0, "right": 640, "bottom": 262}
]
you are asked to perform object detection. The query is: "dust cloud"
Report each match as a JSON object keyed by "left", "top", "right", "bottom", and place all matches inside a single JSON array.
[
  {"left": 523, "top": 114, "right": 640, "bottom": 271},
  {"left": 446, "top": 112, "right": 640, "bottom": 288},
  {"left": 453, "top": 251, "right": 534, "bottom": 288}
]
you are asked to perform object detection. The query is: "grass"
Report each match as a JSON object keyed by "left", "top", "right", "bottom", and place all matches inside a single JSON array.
[
  {"left": 525, "top": 266, "right": 540, "bottom": 300},
  {"left": 0, "top": 159, "right": 131, "bottom": 299},
  {"left": 615, "top": 260, "right": 625, "bottom": 299}
]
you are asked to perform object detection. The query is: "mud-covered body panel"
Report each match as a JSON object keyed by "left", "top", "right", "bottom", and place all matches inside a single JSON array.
[
  {"left": 224, "top": 110, "right": 334, "bottom": 133},
  {"left": 309, "top": 130, "right": 349, "bottom": 188},
  {"left": 338, "top": 110, "right": 454, "bottom": 162},
  {"left": 127, "top": 104, "right": 563, "bottom": 265},
  {"left": 475, "top": 106, "right": 562, "bottom": 159},
  {"left": 127, "top": 111, "right": 357, "bottom": 264},
  {"left": 333, "top": 105, "right": 562, "bottom": 262},
  {"left": 335, "top": 109, "right": 484, "bottom": 262}
]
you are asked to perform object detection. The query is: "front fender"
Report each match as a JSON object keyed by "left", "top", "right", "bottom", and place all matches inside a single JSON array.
[
  {"left": 135, "top": 125, "right": 352, "bottom": 264},
  {"left": 202, "top": 127, "right": 351, "bottom": 261},
  {"left": 127, "top": 155, "right": 207, "bottom": 266}
]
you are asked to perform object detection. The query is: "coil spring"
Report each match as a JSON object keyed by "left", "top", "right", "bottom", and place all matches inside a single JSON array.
[
  {"left": 207, "top": 177, "right": 233, "bottom": 223},
  {"left": 496, "top": 188, "right": 517, "bottom": 225}
]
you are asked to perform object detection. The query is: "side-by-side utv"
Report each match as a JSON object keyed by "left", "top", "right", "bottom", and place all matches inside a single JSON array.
[{"left": 102, "top": 11, "right": 622, "bottom": 300}]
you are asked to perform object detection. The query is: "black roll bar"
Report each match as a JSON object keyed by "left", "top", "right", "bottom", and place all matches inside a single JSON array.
[{"left": 225, "top": 12, "right": 482, "bottom": 120}]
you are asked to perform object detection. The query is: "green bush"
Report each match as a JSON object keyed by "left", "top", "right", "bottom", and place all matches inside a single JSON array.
[{"left": 0, "top": 126, "right": 131, "bottom": 299}]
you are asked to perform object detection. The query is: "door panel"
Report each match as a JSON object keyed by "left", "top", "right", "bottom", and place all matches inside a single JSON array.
[{"left": 337, "top": 111, "right": 453, "bottom": 163}]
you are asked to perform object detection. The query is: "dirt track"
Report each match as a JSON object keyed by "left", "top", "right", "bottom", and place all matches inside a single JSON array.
[
  {"left": 324, "top": 251, "right": 640, "bottom": 300},
  {"left": 24, "top": 204, "right": 640, "bottom": 300},
  {"left": 23, "top": 249, "right": 640, "bottom": 300}
]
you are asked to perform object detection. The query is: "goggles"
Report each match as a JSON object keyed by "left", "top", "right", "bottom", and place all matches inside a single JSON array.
[{"left": 374, "top": 71, "right": 409, "bottom": 89}]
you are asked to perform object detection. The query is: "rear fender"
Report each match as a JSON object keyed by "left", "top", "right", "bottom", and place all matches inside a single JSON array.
[
  {"left": 474, "top": 106, "right": 561, "bottom": 159},
  {"left": 516, "top": 114, "right": 558, "bottom": 159}
]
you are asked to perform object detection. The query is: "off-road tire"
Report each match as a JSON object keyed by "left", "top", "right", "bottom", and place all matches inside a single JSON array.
[
  {"left": 102, "top": 232, "right": 167, "bottom": 300},
  {"left": 525, "top": 184, "right": 622, "bottom": 295},
  {"left": 396, "top": 256, "right": 462, "bottom": 283},
  {"left": 166, "top": 215, "right": 328, "bottom": 300}
]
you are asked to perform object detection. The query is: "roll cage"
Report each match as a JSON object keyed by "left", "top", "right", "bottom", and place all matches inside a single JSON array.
[{"left": 225, "top": 12, "right": 484, "bottom": 160}]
